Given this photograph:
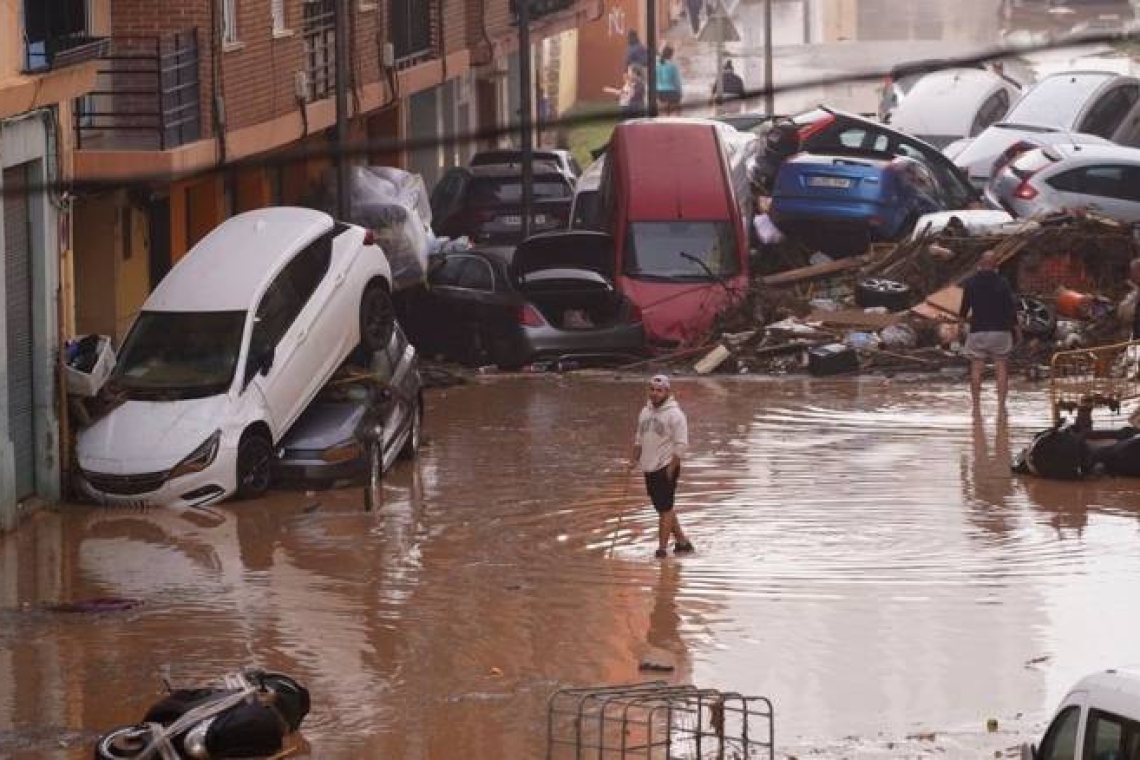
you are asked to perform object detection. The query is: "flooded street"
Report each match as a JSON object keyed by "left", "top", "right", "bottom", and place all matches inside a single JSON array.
[{"left": 3, "top": 376, "right": 1140, "bottom": 757}]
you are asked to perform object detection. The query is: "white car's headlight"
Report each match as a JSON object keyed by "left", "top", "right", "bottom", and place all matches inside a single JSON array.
[{"left": 169, "top": 430, "right": 221, "bottom": 480}]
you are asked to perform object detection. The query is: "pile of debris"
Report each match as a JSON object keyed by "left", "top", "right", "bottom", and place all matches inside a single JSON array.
[{"left": 673, "top": 212, "right": 1139, "bottom": 378}]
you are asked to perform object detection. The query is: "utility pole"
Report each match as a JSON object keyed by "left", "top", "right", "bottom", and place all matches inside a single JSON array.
[
  {"left": 646, "top": 0, "right": 658, "bottom": 117},
  {"left": 764, "top": 0, "right": 774, "bottom": 115},
  {"left": 334, "top": 0, "right": 351, "bottom": 219},
  {"left": 518, "top": 0, "right": 534, "bottom": 240}
]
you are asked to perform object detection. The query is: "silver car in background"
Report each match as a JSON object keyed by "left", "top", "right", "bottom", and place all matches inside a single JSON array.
[
  {"left": 888, "top": 68, "right": 1021, "bottom": 150},
  {"left": 952, "top": 71, "right": 1140, "bottom": 187},
  {"left": 986, "top": 143, "right": 1140, "bottom": 222}
]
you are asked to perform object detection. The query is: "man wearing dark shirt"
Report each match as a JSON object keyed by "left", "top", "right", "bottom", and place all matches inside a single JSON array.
[{"left": 959, "top": 250, "right": 1021, "bottom": 409}]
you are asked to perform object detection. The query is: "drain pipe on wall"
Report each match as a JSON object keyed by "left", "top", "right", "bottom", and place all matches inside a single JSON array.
[{"left": 210, "top": 0, "right": 228, "bottom": 164}]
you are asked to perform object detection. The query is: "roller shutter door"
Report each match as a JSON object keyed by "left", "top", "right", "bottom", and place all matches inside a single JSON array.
[{"left": 4, "top": 165, "right": 35, "bottom": 499}]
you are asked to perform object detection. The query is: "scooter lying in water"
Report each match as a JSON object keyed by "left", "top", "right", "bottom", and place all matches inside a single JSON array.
[
  {"left": 93, "top": 668, "right": 309, "bottom": 759},
  {"left": 1013, "top": 424, "right": 1140, "bottom": 480}
]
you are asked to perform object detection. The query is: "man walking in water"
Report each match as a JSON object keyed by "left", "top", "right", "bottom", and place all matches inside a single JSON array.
[
  {"left": 960, "top": 249, "right": 1021, "bottom": 410},
  {"left": 630, "top": 375, "right": 694, "bottom": 558}
]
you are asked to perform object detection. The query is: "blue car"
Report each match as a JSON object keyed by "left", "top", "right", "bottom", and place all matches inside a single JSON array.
[{"left": 770, "top": 151, "right": 947, "bottom": 257}]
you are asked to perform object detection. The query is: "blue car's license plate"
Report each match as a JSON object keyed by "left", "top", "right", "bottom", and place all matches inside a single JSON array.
[{"left": 808, "top": 176, "right": 852, "bottom": 189}]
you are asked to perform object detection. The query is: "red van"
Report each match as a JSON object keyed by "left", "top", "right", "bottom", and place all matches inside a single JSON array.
[{"left": 601, "top": 119, "right": 755, "bottom": 347}]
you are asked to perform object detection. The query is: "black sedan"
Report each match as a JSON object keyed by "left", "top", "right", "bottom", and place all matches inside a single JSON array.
[{"left": 403, "top": 231, "right": 646, "bottom": 370}]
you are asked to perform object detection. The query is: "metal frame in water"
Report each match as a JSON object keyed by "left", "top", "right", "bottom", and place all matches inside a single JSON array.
[{"left": 546, "top": 681, "right": 774, "bottom": 759}]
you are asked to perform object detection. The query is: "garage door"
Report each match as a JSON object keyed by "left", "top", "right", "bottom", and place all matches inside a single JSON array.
[{"left": 4, "top": 165, "right": 35, "bottom": 500}]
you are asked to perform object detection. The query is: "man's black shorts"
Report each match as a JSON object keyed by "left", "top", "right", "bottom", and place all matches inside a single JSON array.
[{"left": 644, "top": 466, "right": 680, "bottom": 513}]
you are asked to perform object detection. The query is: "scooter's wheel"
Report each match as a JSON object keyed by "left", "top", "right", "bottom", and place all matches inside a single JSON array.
[{"left": 94, "top": 724, "right": 153, "bottom": 759}]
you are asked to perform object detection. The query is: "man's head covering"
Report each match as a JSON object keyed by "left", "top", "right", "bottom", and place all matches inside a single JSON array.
[{"left": 649, "top": 374, "right": 671, "bottom": 390}]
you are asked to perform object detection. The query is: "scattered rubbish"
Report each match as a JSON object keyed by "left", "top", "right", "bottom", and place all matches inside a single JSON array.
[
  {"left": 880, "top": 323, "right": 918, "bottom": 350},
  {"left": 808, "top": 343, "right": 860, "bottom": 376},
  {"left": 489, "top": 667, "right": 504, "bottom": 677},
  {"left": 844, "top": 332, "right": 880, "bottom": 351},
  {"left": 637, "top": 658, "right": 676, "bottom": 673},
  {"left": 694, "top": 344, "right": 732, "bottom": 375},
  {"left": 65, "top": 334, "right": 115, "bottom": 397}
]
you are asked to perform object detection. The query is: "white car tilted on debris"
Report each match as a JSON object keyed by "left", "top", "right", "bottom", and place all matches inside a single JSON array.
[{"left": 77, "top": 207, "right": 394, "bottom": 509}]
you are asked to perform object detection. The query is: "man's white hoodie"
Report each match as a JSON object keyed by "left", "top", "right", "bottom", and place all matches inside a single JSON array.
[{"left": 635, "top": 397, "right": 688, "bottom": 473}]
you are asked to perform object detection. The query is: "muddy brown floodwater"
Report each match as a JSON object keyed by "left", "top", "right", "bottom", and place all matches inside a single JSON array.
[{"left": 3, "top": 374, "right": 1140, "bottom": 759}]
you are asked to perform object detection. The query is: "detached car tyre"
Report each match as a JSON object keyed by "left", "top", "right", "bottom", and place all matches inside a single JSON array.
[
  {"left": 855, "top": 278, "right": 912, "bottom": 311},
  {"left": 1017, "top": 294, "right": 1056, "bottom": 338}
]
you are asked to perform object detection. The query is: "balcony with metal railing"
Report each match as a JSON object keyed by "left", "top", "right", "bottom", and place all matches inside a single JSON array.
[
  {"left": 22, "top": 0, "right": 109, "bottom": 73},
  {"left": 74, "top": 29, "right": 201, "bottom": 152}
]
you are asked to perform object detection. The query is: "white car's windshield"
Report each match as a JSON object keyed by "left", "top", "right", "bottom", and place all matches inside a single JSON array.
[
  {"left": 624, "top": 221, "right": 739, "bottom": 280},
  {"left": 113, "top": 310, "right": 246, "bottom": 399}
]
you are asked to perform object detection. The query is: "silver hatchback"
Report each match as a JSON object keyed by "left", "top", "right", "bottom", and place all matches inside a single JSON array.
[{"left": 986, "top": 143, "right": 1140, "bottom": 222}]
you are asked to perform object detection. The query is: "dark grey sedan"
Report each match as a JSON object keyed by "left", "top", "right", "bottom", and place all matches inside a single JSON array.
[
  {"left": 403, "top": 231, "right": 646, "bottom": 369},
  {"left": 273, "top": 324, "right": 422, "bottom": 486}
]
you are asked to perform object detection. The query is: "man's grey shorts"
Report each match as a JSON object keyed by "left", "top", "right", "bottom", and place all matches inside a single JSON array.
[{"left": 965, "top": 331, "right": 1013, "bottom": 361}]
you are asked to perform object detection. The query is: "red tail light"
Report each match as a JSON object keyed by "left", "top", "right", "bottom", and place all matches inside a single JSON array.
[
  {"left": 1013, "top": 181, "right": 1039, "bottom": 200},
  {"left": 798, "top": 114, "right": 836, "bottom": 143},
  {"left": 517, "top": 303, "right": 546, "bottom": 327}
]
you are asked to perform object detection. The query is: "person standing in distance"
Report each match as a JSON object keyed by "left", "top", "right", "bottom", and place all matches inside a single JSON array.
[
  {"left": 959, "top": 250, "right": 1021, "bottom": 409},
  {"left": 630, "top": 375, "right": 694, "bottom": 559}
]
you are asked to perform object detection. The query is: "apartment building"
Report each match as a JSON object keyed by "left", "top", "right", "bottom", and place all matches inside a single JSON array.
[{"left": 1, "top": 0, "right": 104, "bottom": 529}]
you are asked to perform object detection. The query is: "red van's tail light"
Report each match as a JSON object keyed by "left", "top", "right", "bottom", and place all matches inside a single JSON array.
[
  {"left": 1013, "top": 181, "right": 1039, "bottom": 200},
  {"left": 517, "top": 303, "right": 546, "bottom": 327}
]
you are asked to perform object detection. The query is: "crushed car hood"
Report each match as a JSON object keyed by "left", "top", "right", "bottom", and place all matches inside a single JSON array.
[
  {"left": 510, "top": 231, "right": 616, "bottom": 282},
  {"left": 78, "top": 395, "right": 231, "bottom": 473}
]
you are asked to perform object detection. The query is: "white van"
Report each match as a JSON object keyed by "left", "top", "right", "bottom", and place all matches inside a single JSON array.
[
  {"left": 1024, "top": 667, "right": 1140, "bottom": 759},
  {"left": 77, "top": 207, "right": 394, "bottom": 510}
]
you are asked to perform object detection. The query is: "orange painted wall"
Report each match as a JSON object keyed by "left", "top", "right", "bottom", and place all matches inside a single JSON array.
[{"left": 577, "top": 0, "right": 642, "bottom": 101}]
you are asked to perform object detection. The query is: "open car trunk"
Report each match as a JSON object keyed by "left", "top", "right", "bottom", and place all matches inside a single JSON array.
[
  {"left": 511, "top": 232, "right": 629, "bottom": 329},
  {"left": 519, "top": 269, "right": 630, "bottom": 329}
]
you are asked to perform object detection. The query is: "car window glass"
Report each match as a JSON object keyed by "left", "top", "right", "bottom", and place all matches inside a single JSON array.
[
  {"left": 431, "top": 256, "right": 469, "bottom": 287},
  {"left": 1048, "top": 168, "right": 1086, "bottom": 194},
  {"left": 1067, "top": 165, "right": 1128, "bottom": 198},
  {"left": 1125, "top": 167, "right": 1140, "bottom": 202},
  {"left": 285, "top": 232, "right": 333, "bottom": 308},
  {"left": 971, "top": 90, "right": 1011, "bottom": 136},
  {"left": 468, "top": 177, "right": 571, "bottom": 203},
  {"left": 1038, "top": 706, "right": 1080, "bottom": 760},
  {"left": 837, "top": 128, "right": 888, "bottom": 150},
  {"left": 1084, "top": 709, "right": 1140, "bottom": 760},
  {"left": 1080, "top": 85, "right": 1140, "bottom": 138},
  {"left": 457, "top": 257, "right": 494, "bottom": 291},
  {"left": 246, "top": 275, "right": 299, "bottom": 385}
]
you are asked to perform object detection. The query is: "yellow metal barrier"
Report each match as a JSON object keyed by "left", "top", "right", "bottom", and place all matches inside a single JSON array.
[{"left": 1050, "top": 339, "right": 1140, "bottom": 424}]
